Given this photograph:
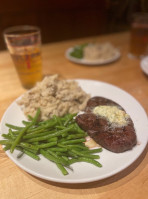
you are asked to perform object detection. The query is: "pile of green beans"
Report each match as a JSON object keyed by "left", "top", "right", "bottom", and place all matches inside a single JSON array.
[
  {"left": 70, "top": 43, "right": 88, "bottom": 59},
  {"left": 0, "top": 108, "right": 102, "bottom": 175}
]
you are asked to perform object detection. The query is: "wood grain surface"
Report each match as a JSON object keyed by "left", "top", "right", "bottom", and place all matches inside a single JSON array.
[{"left": 0, "top": 32, "right": 148, "bottom": 199}]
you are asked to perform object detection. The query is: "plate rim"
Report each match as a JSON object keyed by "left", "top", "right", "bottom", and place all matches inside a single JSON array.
[{"left": 0, "top": 79, "right": 148, "bottom": 183}]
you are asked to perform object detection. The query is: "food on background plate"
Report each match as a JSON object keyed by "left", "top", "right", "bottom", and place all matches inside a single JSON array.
[
  {"left": 70, "top": 43, "right": 88, "bottom": 59},
  {"left": 83, "top": 43, "right": 118, "bottom": 61},
  {"left": 70, "top": 42, "right": 118, "bottom": 61},
  {"left": 17, "top": 74, "right": 90, "bottom": 121},
  {"left": 76, "top": 96, "right": 137, "bottom": 153}
]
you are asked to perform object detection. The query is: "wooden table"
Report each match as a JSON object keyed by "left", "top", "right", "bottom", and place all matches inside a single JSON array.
[{"left": 0, "top": 32, "right": 148, "bottom": 199}]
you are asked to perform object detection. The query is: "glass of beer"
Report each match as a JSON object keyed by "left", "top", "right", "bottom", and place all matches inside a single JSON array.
[
  {"left": 4, "top": 25, "right": 43, "bottom": 89},
  {"left": 129, "top": 13, "right": 148, "bottom": 58}
]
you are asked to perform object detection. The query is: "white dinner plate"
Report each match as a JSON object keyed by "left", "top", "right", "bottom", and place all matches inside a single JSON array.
[
  {"left": 0, "top": 79, "right": 148, "bottom": 183},
  {"left": 65, "top": 48, "right": 121, "bottom": 65}
]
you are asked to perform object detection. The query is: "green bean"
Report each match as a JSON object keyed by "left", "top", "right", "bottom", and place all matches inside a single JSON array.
[
  {"left": 37, "top": 141, "right": 57, "bottom": 149},
  {"left": 27, "top": 115, "right": 33, "bottom": 121},
  {"left": 60, "top": 138, "right": 85, "bottom": 145},
  {"left": 64, "top": 113, "right": 77, "bottom": 126},
  {"left": 26, "top": 127, "right": 44, "bottom": 134},
  {"left": 10, "top": 131, "right": 19, "bottom": 135},
  {"left": 57, "top": 144, "right": 89, "bottom": 153},
  {"left": 23, "top": 130, "right": 56, "bottom": 139},
  {"left": 26, "top": 126, "right": 73, "bottom": 143},
  {"left": 40, "top": 149, "right": 69, "bottom": 166},
  {"left": 15, "top": 146, "right": 24, "bottom": 152},
  {"left": 37, "top": 119, "right": 56, "bottom": 126},
  {"left": 0, "top": 141, "right": 38, "bottom": 154},
  {"left": 67, "top": 134, "right": 85, "bottom": 140},
  {"left": 19, "top": 142, "right": 39, "bottom": 151},
  {"left": 55, "top": 152, "right": 68, "bottom": 156},
  {"left": 73, "top": 123, "right": 85, "bottom": 134},
  {"left": 56, "top": 163, "right": 68, "bottom": 175},
  {"left": 56, "top": 126, "right": 65, "bottom": 130},
  {"left": 67, "top": 145, "right": 89, "bottom": 151},
  {"left": 2, "top": 134, "right": 12, "bottom": 140},
  {"left": 26, "top": 126, "right": 47, "bottom": 134},
  {"left": 32, "top": 141, "right": 39, "bottom": 145},
  {"left": 0, "top": 140, "right": 13, "bottom": 145},
  {"left": 49, "top": 147, "right": 67, "bottom": 152},
  {"left": 5, "top": 124, "right": 23, "bottom": 131},
  {"left": 69, "top": 157, "right": 102, "bottom": 168},
  {"left": 23, "top": 149, "right": 40, "bottom": 160},
  {"left": 10, "top": 108, "right": 41, "bottom": 153},
  {"left": 58, "top": 137, "right": 66, "bottom": 142},
  {"left": 15, "top": 145, "right": 39, "bottom": 160},
  {"left": 57, "top": 143, "right": 88, "bottom": 150},
  {"left": 46, "top": 137, "right": 58, "bottom": 142},
  {"left": 71, "top": 144, "right": 89, "bottom": 150},
  {"left": 71, "top": 149, "right": 100, "bottom": 159},
  {"left": 61, "top": 156, "right": 69, "bottom": 162},
  {"left": 47, "top": 149, "right": 69, "bottom": 166},
  {"left": 22, "top": 120, "right": 31, "bottom": 126},
  {"left": 26, "top": 128, "right": 47, "bottom": 135},
  {"left": 53, "top": 115, "right": 62, "bottom": 126},
  {"left": 8, "top": 129, "right": 16, "bottom": 140},
  {"left": 67, "top": 151, "right": 78, "bottom": 158},
  {"left": 20, "top": 147, "right": 38, "bottom": 155},
  {"left": 82, "top": 148, "right": 103, "bottom": 154},
  {"left": 27, "top": 119, "right": 57, "bottom": 133},
  {"left": 61, "top": 132, "right": 68, "bottom": 137}
]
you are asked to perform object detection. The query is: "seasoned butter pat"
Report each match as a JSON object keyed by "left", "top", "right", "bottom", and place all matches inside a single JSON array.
[
  {"left": 85, "top": 138, "right": 100, "bottom": 148},
  {"left": 93, "top": 105, "right": 129, "bottom": 126}
]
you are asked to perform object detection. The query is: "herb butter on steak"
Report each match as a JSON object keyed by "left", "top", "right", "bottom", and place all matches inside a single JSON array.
[{"left": 76, "top": 97, "right": 137, "bottom": 153}]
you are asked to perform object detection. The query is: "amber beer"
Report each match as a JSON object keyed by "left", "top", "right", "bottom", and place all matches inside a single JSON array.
[
  {"left": 4, "top": 26, "right": 43, "bottom": 89},
  {"left": 10, "top": 46, "right": 42, "bottom": 89},
  {"left": 129, "top": 13, "right": 148, "bottom": 58},
  {"left": 130, "top": 24, "right": 148, "bottom": 57}
]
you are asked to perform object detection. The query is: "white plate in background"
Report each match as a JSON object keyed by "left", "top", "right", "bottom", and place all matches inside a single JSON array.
[{"left": 65, "top": 47, "right": 121, "bottom": 65}]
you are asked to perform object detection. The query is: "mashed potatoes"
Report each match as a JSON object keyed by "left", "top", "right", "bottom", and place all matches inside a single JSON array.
[
  {"left": 83, "top": 43, "right": 117, "bottom": 61},
  {"left": 17, "top": 74, "right": 90, "bottom": 120}
]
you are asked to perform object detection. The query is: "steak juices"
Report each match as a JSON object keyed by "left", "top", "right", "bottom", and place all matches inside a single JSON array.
[{"left": 76, "top": 97, "right": 137, "bottom": 153}]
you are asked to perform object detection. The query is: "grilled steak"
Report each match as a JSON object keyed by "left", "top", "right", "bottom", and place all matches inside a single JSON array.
[
  {"left": 85, "top": 96, "right": 124, "bottom": 112},
  {"left": 76, "top": 97, "right": 137, "bottom": 153}
]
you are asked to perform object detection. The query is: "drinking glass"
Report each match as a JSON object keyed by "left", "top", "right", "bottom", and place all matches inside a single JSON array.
[
  {"left": 4, "top": 25, "right": 43, "bottom": 89},
  {"left": 129, "top": 13, "right": 148, "bottom": 58}
]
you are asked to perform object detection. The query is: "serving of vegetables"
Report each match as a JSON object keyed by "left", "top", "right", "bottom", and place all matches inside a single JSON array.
[
  {"left": 70, "top": 43, "right": 88, "bottom": 59},
  {"left": 0, "top": 108, "right": 102, "bottom": 175}
]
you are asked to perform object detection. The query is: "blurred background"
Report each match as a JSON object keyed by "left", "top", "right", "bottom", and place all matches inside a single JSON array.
[{"left": 0, "top": 0, "right": 148, "bottom": 51}]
